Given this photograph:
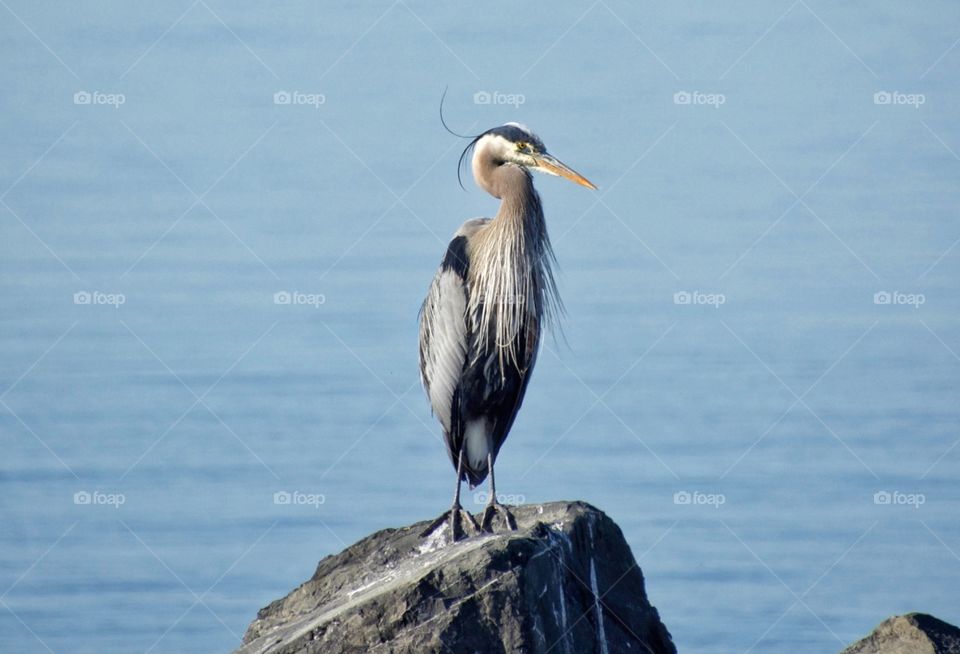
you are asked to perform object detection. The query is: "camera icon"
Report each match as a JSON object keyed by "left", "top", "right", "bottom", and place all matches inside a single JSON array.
[
  {"left": 273, "top": 491, "right": 291, "bottom": 505},
  {"left": 873, "top": 91, "right": 891, "bottom": 105},
  {"left": 873, "top": 490, "right": 891, "bottom": 505},
  {"left": 273, "top": 91, "right": 291, "bottom": 105},
  {"left": 73, "top": 91, "right": 91, "bottom": 105},
  {"left": 74, "top": 491, "right": 91, "bottom": 505},
  {"left": 274, "top": 291, "right": 291, "bottom": 305},
  {"left": 673, "top": 291, "right": 691, "bottom": 305},
  {"left": 873, "top": 291, "right": 891, "bottom": 305},
  {"left": 673, "top": 91, "right": 691, "bottom": 105},
  {"left": 74, "top": 291, "right": 91, "bottom": 305},
  {"left": 673, "top": 490, "right": 691, "bottom": 505},
  {"left": 473, "top": 91, "right": 491, "bottom": 105}
]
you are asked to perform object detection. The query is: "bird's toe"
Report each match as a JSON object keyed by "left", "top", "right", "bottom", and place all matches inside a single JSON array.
[
  {"left": 421, "top": 505, "right": 482, "bottom": 542},
  {"left": 481, "top": 502, "right": 517, "bottom": 533}
]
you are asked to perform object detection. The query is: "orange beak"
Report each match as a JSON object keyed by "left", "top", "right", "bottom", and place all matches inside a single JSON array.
[{"left": 533, "top": 153, "right": 597, "bottom": 190}]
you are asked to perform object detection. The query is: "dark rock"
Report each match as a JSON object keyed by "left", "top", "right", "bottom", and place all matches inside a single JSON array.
[
  {"left": 841, "top": 613, "right": 960, "bottom": 654},
  {"left": 235, "top": 501, "right": 675, "bottom": 654}
]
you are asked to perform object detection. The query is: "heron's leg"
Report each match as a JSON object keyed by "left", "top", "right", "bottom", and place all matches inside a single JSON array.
[
  {"left": 419, "top": 447, "right": 480, "bottom": 541},
  {"left": 481, "top": 453, "right": 518, "bottom": 532},
  {"left": 448, "top": 447, "right": 481, "bottom": 537}
]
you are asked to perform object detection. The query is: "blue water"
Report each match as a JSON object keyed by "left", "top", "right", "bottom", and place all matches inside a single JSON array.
[{"left": 2, "top": 2, "right": 958, "bottom": 652}]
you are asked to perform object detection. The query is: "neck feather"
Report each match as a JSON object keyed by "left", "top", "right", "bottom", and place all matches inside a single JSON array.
[{"left": 468, "top": 164, "right": 562, "bottom": 370}]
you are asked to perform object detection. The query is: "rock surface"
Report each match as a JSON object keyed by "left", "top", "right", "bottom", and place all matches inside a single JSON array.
[
  {"left": 235, "top": 501, "right": 676, "bottom": 654},
  {"left": 841, "top": 613, "right": 960, "bottom": 654}
]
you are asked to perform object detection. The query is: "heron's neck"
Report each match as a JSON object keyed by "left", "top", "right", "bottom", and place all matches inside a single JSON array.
[
  {"left": 468, "top": 163, "right": 560, "bottom": 369},
  {"left": 489, "top": 164, "right": 543, "bottom": 235},
  {"left": 468, "top": 164, "right": 561, "bottom": 369},
  {"left": 471, "top": 162, "right": 557, "bottom": 307}
]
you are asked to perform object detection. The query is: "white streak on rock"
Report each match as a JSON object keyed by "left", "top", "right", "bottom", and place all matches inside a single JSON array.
[
  {"left": 590, "top": 559, "right": 609, "bottom": 654},
  {"left": 557, "top": 576, "right": 571, "bottom": 654},
  {"left": 417, "top": 526, "right": 447, "bottom": 555},
  {"left": 589, "top": 519, "right": 609, "bottom": 654}
]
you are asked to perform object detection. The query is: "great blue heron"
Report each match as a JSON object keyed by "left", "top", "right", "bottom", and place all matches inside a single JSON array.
[{"left": 419, "top": 122, "right": 596, "bottom": 540}]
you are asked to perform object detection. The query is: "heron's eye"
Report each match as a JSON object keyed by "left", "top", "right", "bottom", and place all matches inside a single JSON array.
[{"left": 516, "top": 141, "right": 529, "bottom": 152}]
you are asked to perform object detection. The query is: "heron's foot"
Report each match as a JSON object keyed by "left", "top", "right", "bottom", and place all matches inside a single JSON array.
[
  {"left": 420, "top": 504, "right": 481, "bottom": 542},
  {"left": 481, "top": 501, "right": 518, "bottom": 533}
]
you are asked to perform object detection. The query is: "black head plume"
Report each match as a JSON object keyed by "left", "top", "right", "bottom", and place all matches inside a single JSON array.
[{"left": 439, "top": 87, "right": 484, "bottom": 191}]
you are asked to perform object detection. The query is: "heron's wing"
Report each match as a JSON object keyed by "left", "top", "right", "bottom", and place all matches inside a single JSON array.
[{"left": 419, "top": 233, "right": 472, "bottom": 437}]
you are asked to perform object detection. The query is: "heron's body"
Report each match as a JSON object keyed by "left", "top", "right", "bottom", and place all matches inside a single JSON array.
[
  {"left": 420, "top": 182, "right": 551, "bottom": 486},
  {"left": 418, "top": 123, "right": 595, "bottom": 539}
]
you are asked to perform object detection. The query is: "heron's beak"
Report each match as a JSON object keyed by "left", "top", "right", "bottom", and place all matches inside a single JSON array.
[{"left": 533, "top": 153, "right": 597, "bottom": 190}]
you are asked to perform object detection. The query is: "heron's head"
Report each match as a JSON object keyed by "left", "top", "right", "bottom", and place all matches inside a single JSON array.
[{"left": 461, "top": 122, "right": 597, "bottom": 191}]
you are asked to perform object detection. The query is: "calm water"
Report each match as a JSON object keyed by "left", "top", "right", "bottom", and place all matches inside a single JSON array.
[{"left": 2, "top": 2, "right": 959, "bottom": 653}]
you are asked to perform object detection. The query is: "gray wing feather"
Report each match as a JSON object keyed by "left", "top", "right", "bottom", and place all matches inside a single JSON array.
[
  {"left": 419, "top": 268, "right": 468, "bottom": 435},
  {"left": 419, "top": 220, "right": 490, "bottom": 442},
  {"left": 419, "top": 220, "right": 490, "bottom": 436}
]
